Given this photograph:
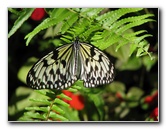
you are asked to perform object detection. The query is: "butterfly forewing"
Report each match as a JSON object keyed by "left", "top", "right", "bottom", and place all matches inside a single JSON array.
[
  {"left": 27, "top": 43, "right": 77, "bottom": 90},
  {"left": 27, "top": 39, "right": 114, "bottom": 90},
  {"left": 79, "top": 43, "right": 114, "bottom": 88}
]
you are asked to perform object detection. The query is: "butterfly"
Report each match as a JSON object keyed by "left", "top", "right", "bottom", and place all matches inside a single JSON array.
[{"left": 26, "top": 38, "right": 114, "bottom": 90}]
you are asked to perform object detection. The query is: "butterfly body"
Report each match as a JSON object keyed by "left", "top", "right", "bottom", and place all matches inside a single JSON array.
[{"left": 27, "top": 38, "right": 114, "bottom": 90}]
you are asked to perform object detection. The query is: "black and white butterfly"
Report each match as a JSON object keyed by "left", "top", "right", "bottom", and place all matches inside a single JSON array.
[{"left": 26, "top": 38, "right": 114, "bottom": 90}]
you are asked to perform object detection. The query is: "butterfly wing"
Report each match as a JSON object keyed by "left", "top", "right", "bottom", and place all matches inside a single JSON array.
[
  {"left": 79, "top": 43, "right": 114, "bottom": 88},
  {"left": 26, "top": 44, "right": 77, "bottom": 90}
]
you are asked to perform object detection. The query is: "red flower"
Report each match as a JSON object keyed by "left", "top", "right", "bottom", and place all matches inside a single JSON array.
[
  {"left": 31, "top": 8, "right": 45, "bottom": 21},
  {"left": 144, "top": 90, "right": 158, "bottom": 104},
  {"left": 144, "top": 96, "right": 153, "bottom": 104},
  {"left": 69, "top": 94, "right": 84, "bottom": 110},
  {"left": 150, "top": 107, "right": 158, "bottom": 121},
  {"left": 62, "top": 90, "right": 85, "bottom": 110},
  {"left": 116, "top": 92, "right": 123, "bottom": 101},
  {"left": 63, "top": 90, "right": 73, "bottom": 97},
  {"left": 62, "top": 90, "right": 73, "bottom": 103},
  {"left": 152, "top": 91, "right": 158, "bottom": 100}
]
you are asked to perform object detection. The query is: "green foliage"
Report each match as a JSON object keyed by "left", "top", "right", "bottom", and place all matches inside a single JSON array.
[
  {"left": 8, "top": 8, "right": 158, "bottom": 121},
  {"left": 19, "top": 89, "right": 73, "bottom": 121},
  {"left": 8, "top": 8, "right": 34, "bottom": 38},
  {"left": 9, "top": 8, "right": 155, "bottom": 59}
]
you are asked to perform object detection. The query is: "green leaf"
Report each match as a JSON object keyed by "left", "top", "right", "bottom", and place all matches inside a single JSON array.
[
  {"left": 110, "top": 14, "right": 154, "bottom": 32},
  {"left": 25, "top": 106, "right": 49, "bottom": 112},
  {"left": 106, "top": 43, "right": 130, "bottom": 62},
  {"left": 107, "top": 81, "right": 126, "bottom": 93},
  {"left": 17, "top": 57, "right": 38, "bottom": 83},
  {"left": 116, "top": 33, "right": 152, "bottom": 52},
  {"left": 8, "top": 8, "right": 34, "bottom": 38},
  {"left": 8, "top": 87, "right": 33, "bottom": 116},
  {"left": 116, "top": 56, "right": 142, "bottom": 71},
  {"left": 80, "top": 8, "right": 103, "bottom": 18},
  {"left": 8, "top": 8, "right": 20, "bottom": 15},
  {"left": 97, "top": 8, "right": 143, "bottom": 24},
  {"left": 22, "top": 8, "right": 154, "bottom": 59},
  {"left": 17, "top": 65, "right": 32, "bottom": 84},
  {"left": 49, "top": 111, "right": 69, "bottom": 121},
  {"left": 17, "top": 88, "right": 71, "bottom": 121},
  {"left": 142, "top": 54, "right": 158, "bottom": 71},
  {"left": 58, "top": 93, "right": 72, "bottom": 100},
  {"left": 61, "top": 13, "right": 78, "bottom": 34},
  {"left": 126, "top": 87, "right": 144, "bottom": 101},
  {"left": 119, "top": 107, "right": 130, "bottom": 118},
  {"left": 29, "top": 98, "right": 51, "bottom": 105},
  {"left": 68, "top": 87, "right": 79, "bottom": 92},
  {"left": 8, "top": 86, "right": 49, "bottom": 119},
  {"left": 24, "top": 112, "right": 46, "bottom": 120},
  {"left": 88, "top": 94, "right": 105, "bottom": 120},
  {"left": 50, "top": 8, "right": 67, "bottom": 18},
  {"left": 25, "top": 18, "right": 58, "bottom": 46},
  {"left": 115, "top": 102, "right": 130, "bottom": 118},
  {"left": 116, "top": 19, "right": 154, "bottom": 34},
  {"left": 51, "top": 105, "right": 65, "bottom": 114},
  {"left": 34, "top": 89, "right": 50, "bottom": 96},
  {"left": 25, "top": 9, "right": 76, "bottom": 45},
  {"left": 58, "top": 103, "right": 80, "bottom": 121},
  {"left": 54, "top": 98, "right": 70, "bottom": 107}
]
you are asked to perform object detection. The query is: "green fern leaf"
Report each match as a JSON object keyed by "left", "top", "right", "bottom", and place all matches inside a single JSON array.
[
  {"left": 80, "top": 8, "right": 104, "bottom": 18},
  {"left": 97, "top": 8, "right": 143, "bottom": 25},
  {"left": 50, "top": 8, "right": 67, "bottom": 18},
  {"left": 29, "top": 98, "right": 51, "bottom": 105},
  {"left": 8, "top": 8, "right": 34, "bottom": 38},
  {"left": 61, "top": 13, "right": 78, "bottom": 34},
  {"left": 49, "top": 111, "right": 69, "bottom": 121},
  {"left": 25, "top": 18, "right": 58, "bottom": 46},
  {"left": 25, "top": 106, "right": 49, "bottom": 112},
  {"left": 51, "top": 105, "right": 65, "bottom": 114},
  {"left": 54, "top": 98, "right": 70, "bottom": 107},
  {"left": 24, "top": 112, "right": 46, "bottom": 120}
]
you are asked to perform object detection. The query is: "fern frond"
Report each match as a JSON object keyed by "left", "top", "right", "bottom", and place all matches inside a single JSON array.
[
  {"left": 8, "top": 8, "right": 155, "bottom": 59},
  {"left": 18, "top": 8, "right": 154, "bottom": 59},
  {"left": 79, "top": 8, "right": 104, "bottom": 18},
  {"left": 8, "top": 8, "right": 34, "bottom": 38},
  {"left": 25, "top": 8, "right": 78, "bottom": 45},
  {"left": 20, "top": 87, "right": 79, "bottom": 121},
  {"left": 96, "top": 8, "right": 143, "bottom": 25}
]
